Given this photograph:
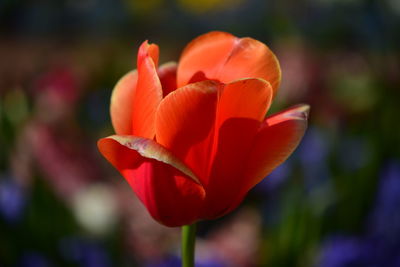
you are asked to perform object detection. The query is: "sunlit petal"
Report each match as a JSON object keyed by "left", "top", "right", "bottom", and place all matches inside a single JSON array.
[
  {"left": 98, "top": 135, "right": 205, "bottom": 227},
  {"left": 177, "top": 31, "right": 281, "bottom": 96},
  {"left": 244, "top": 104, "right": 310, "bottom": 191},
  {"left": 202, "top": 78, "right": 273, "bottom": 218},
  {"left": 110, "top": 70, "right": 137, "bottom": 135},
  {"left": 132, "top": 41, "right": 163, "bottom": 138},
  {"left": 156, "top": 80, "right": 220, "bottom": 182}
]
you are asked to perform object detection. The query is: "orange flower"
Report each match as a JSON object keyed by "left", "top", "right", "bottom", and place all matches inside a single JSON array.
[{"left": 98, "top": 32, "right": 309, "bottom": 227}]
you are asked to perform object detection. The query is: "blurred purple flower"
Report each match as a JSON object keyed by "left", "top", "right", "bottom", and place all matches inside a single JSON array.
[
  {"left": 0, "top": 175, "right": 27, "bottom": 223},
  {"left": 255, "top": 160, "right": 292, "bottom": 192},
  {"left": 146, "top": 255, "right": 180, "bottom": 267},
  {"left": 297, "top": 127, "right": 331, "bottom": 185},
  {"left": 146, "top": 255, "right": 225, "bottom": 267},
  {"left": 317, "top": 160, "right": 400, "bottom": 267},
  {"left": 297, "top": 126, "right": 330, "bottom": 167},
  {"left": 59, "top": 237, "right": 111, "bottom": 267},
  {"left": 368, "top": 160, "right": 400, "bottom": 242},
  {"left": 317, "top": 236, "right": 365, "bottom": 267},
  {"left": 317, "top": 235, "right": 400, "bottom": 267},
  {"left": 196, "top": 261, "right": 225, "bottom": 267},
  {"left": 296, "top": 127, "right": 332, "bottom": 195},
  {"left": 17, "top": 252, "right": 52, "bottom": 267}
]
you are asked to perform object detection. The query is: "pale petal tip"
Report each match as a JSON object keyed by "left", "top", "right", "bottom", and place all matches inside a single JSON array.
[
  {"left": 285, "top": 104, "right": 310, "bottom": 120},
  {"left": 101, "top": 135, "right": 203, "bottom": 186}
]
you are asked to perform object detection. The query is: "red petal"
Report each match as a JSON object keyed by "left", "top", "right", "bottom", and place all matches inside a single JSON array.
[
  {"left": 157, "top": 61, "right": 177, "bottom": 96},
  {"left": 110, "top": 70, "right": 137, "bottom": 135},
  {"left": 177, "top": 31, "right": 281, "bottom": 96},
  {"left": 155, "top": 80, "right": 220, "bottom": 183},
  {"left": 202, "top": 78, "right": 273, "bottom": 219},
  {"left": 132, "top": 41, "right": 163, "bottom": 139},
  {"left": 98, "top": 135, "right": 205, "bottom": 227},
  {"left": 243, "top": 104, "right": 310, "bottom": 192}
]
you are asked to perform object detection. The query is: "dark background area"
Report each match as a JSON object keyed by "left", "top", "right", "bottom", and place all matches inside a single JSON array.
[{"left": 1, "top": 0, "right": 400, "bottom": 266}]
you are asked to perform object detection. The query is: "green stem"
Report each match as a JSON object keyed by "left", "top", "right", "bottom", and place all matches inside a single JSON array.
[{"left": 181, "top": 223, "right": 196, "bottom": 267}]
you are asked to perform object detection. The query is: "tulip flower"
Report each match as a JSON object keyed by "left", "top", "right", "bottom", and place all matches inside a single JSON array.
[{"left": 98, "top": 31, "right": 309, "bottom": 266}]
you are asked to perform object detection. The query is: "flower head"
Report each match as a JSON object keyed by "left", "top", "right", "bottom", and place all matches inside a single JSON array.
[{"left": 98, "top": 32, "right": 309, "bottom": 226}]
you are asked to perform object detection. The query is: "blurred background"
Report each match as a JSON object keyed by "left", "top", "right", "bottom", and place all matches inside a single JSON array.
[{"left": 1, "top": 0, "right": 399, "bottom": 266}]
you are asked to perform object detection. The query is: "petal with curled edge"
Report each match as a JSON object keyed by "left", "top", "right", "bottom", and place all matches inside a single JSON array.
[
  {"left": 204, "top": 105, "right": 309, "bottom": 219},
  {"left": 98, "top": 135, "right": 205, "bottom": 227},
  {"left": 201, "top": 78, "right": 273, "bottom": 219},
  {"left": 132, "top": 41, "right": 163, "bottom": 139},
  {"left": 156, "top": 80, "right": 220, "bottom": 183},
  {"left": 217, "top": 37, "right": 281, "bottom": 97},
  {"left": 177, "top": 32, "right": 236, "bottom": 87},
  {"left": 243, "top": 104, "right": 310, "bottom": 192},
  {"left": 177, "top": 31, "right": 281, "bottom": 97}
]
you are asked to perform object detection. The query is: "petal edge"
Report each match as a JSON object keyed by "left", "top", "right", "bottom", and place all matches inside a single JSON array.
[
  {"left": 110, "top": 70, "right": 137, "bottom": 135},
  {"left": 98, "top": 135, "right": 206, "bottom": 226},
  {"left": 243, "top": 104, "right": 310, "bottom": 191}
]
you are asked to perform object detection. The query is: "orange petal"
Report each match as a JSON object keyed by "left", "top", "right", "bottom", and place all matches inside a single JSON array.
[
  {"left": 177, "top": 31, "right": 281, "bottom": 96},
  {"left": 98, "top": 135, "right": 205, "bottom": 227},
  {"left": 202, "top": 78, "right": 273, "bottom": 219},
  {"left": 110, "top": 70, "right": 137, "bottom": 135},
  {"left": 137, "top": 41, "right": 159, "bottom": 68},
  {"left": 132, "top": 41, "right": 163, "bottom": 139},
  {"left": 109, "top": 61, "right": 176, "bottom": 135},
  {"left": 243, "top": 104, "right": 310, "bottom": 192},
  {"left": 177, "top": 31, "right": 237, "bottom": 87},
  {"left": 155, "top": 80, "right": 220, "bottom": 182},
  {"left": 217, "top": 37, "right": 281, "bottom": 97},
  {"left": 157, "top": 61, "right": 177, "bottom": 96},
  {"left": 215, "top": 78, "right": 273, "bottom": 127}
]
